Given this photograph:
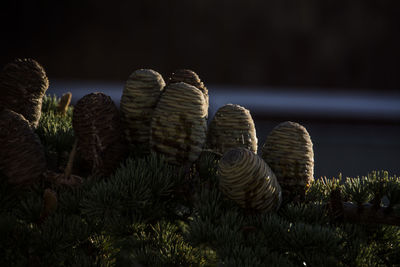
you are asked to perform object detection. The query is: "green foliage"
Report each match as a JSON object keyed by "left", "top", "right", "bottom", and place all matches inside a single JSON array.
[
  {"left": 41, "top": 94, "right": 61, "bottom": 114},
  {"left": 196, "top": 150, "right": 220, "bottom": 181},
  {"left": 279, "top": 202, "right": 329, "bottom": 225},
  {"left": 1, "top": 94, "right": 400, "bottom": 266},
  {"left": 343, "top": 176, "right": 374, "bottom": 205},
  {"left": 386, "top": 175, "right": 400, "bottom": 208},
  {"left": 36, "top": 94, "right": 75, "bottom": 170},
  {"left": 81, "top": 154, "right": 185, "bottom": 225},
  {"left": 305, "top": 175, "right": 341, "bottom": 203},
  {"left": 114, "top": 220, "right": 211, "bottom": 267}
]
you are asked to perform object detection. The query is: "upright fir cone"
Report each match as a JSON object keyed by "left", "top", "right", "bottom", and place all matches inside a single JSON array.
[
  {"left": 0, "top": 109, "right": 47, "bottom": 185},
  {"left": 72, "top": 93, "right": 127, "bottom": 177},
  {"left": 261, "top": 121, "right": 314, "bottom": 202},
  {"left": 167, "top": 69, "right": 209, "bottom": 111},
  {"left": 206, "top": 104, "right": 257, "bottom": 155},
  {"left": 120, "top": 69, "right": 165, "bottom": 151},
  {"left": 218, "top": 147, "right": 282, "bottom": 212},
  {"left": 150, "top": 82, "right": 207, "bottom": 166},
  {"left": 0, "top": 58, "right": 49, "bottom": 128}
]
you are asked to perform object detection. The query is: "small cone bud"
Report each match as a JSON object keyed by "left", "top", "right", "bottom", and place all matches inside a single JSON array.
[{"left": 57, "top": 92, "right": 72, "bottom": 115}]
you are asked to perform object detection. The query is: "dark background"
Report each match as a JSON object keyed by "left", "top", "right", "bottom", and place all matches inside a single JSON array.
[{"left": 2, "top": 0, "right": 400, "bottom": 90}]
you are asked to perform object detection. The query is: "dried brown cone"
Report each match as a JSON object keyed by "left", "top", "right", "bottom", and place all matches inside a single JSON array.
[
  {"left": 0, "top": 109, "right": 47, "bottom": 185},
  {"left": 72, "top": 92, "right": 127, "bottom": 177},
  {"left": 150, "top": 82, "right": 208, "bottom": 165},
  {"left": 218, "top": 147, "right": 282, "bottom": 212},
  {"left": 206, "top": 104, "right": 257, "bottom": 155},
  {"left": 167, "top": 69, "right": 209, "bottom": 109},
  {"left": 0, "top": 58, "right": 49, "bottom": 128},
  {"left": 261, "top": 121, "right": 314, "bottom": 202},
  {"left": 120, "top": 69, "right": 165, "bottom": 151}
]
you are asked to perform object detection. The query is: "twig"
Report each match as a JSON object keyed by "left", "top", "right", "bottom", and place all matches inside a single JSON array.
[
  {"left": 38, "top": 188, "right": 57, "bottom": 225},
  {"left": 342, "top": 202, "right": 400, "bottom": 226},
  {"left": 42, "top": 139, "right": 82, "bottom": 186},
  {"left": 329, "top": 188, "right": 400, "bottom": 226},
  {"left": 64, "top": 139, "right": 77, "bottom": 180}
]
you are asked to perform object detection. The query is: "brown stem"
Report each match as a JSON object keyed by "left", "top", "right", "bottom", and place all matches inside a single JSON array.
[
  {"left": 38, "top": 188, "right": 57, "bottom": 225},
  {"left": 41, "top": 140, "right": 82, "bottom": 186},
  {"left": 64, "top": 139, "right": 77, "bottom": 180},
  {"left": 329, "top": 188, "right": 400, "bottom": 226},
  {"left": 342, "top": 202, "right": 400, "bottom": 226}
]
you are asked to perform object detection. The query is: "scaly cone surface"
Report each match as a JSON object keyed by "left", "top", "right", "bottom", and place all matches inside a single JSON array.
[
  {"left": 206, "top": 104, "right": 257, "bottom": 155},
  {"left": 218, "top": 147, "right": 282, "bottom": 212},
  {"left": 150, "top": 82, "right": 207, "bottom": 166},
  {"left": 72, "top": 92, "right": 127, "bottom": 177},
  {"left": 0, "top": 109, "right": 47, "bottom": 185},
  {"left": 0, "top": 58, "right": 49, "bottom": 128},
  {"left": 167, "top": 69, "right": 209, "bottom": 112},
  {"left": 261, "top": 121, "right": 314, "bottom": 202},
  {"left": 120, "top": 69, "right": 165, "bottom": 151}
]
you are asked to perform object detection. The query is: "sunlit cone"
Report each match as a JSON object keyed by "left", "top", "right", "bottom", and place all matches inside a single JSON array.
[
  {"left": 0, "top": 109, "right": 47, "bottom": 185},
  {"left": 72, "top": 92, "right": 127, "bottom": 177},
  {"left": 206, "top": 104, "right": 257, "bottom": 155},
  {"left": 218, "top": 147, "right": 281, "bottom": 212},
  {"left": 167, "top": 69, "right": 209, "bottom": 111},
  {"left": 0, "top": 58, "right": 49, "bottom": 128},
  {"left": 150, "top": 82, "right": 207, "bottom": 165},
  {"left": 261, "top": 121, "right": 314, "bottom": 201},
  {"left": 120, "top": 69, "right": 165, "bottom": 151}
]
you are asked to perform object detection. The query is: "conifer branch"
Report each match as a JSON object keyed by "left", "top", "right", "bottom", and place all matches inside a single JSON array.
[
  {"left": 329, "top": 188, "right": 400, "bottom": 226},
  {"left": 341, "top": 202, "right": 400, "bottom": 226}
]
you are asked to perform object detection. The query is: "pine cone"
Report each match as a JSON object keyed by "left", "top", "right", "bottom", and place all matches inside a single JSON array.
[
  {"left": 261, "top": 121, "right": 314, "bottom": 202},
  {"left": 120, "top": 69, "right": 165, "bottom": 151},
  {"left": 218, "top": 147, "right": 281, "bottom": 212},
  {"left": 0, "top": 58, "right": 49, "bottom": 128},
  {"left": 206, "top": 104, "right": 257, "bottom": 154},
  {"left": 167, "top": 69, "right": 209, "bottom": 109},
  {"left": 0, "top": 109, "right": 47, "bottom": 185},
  {"left": 72, "top": 92, "right": 127, "bottom": 177},
  {"left": 150, "top": 82, "right": 207, "bottom": 165}
]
